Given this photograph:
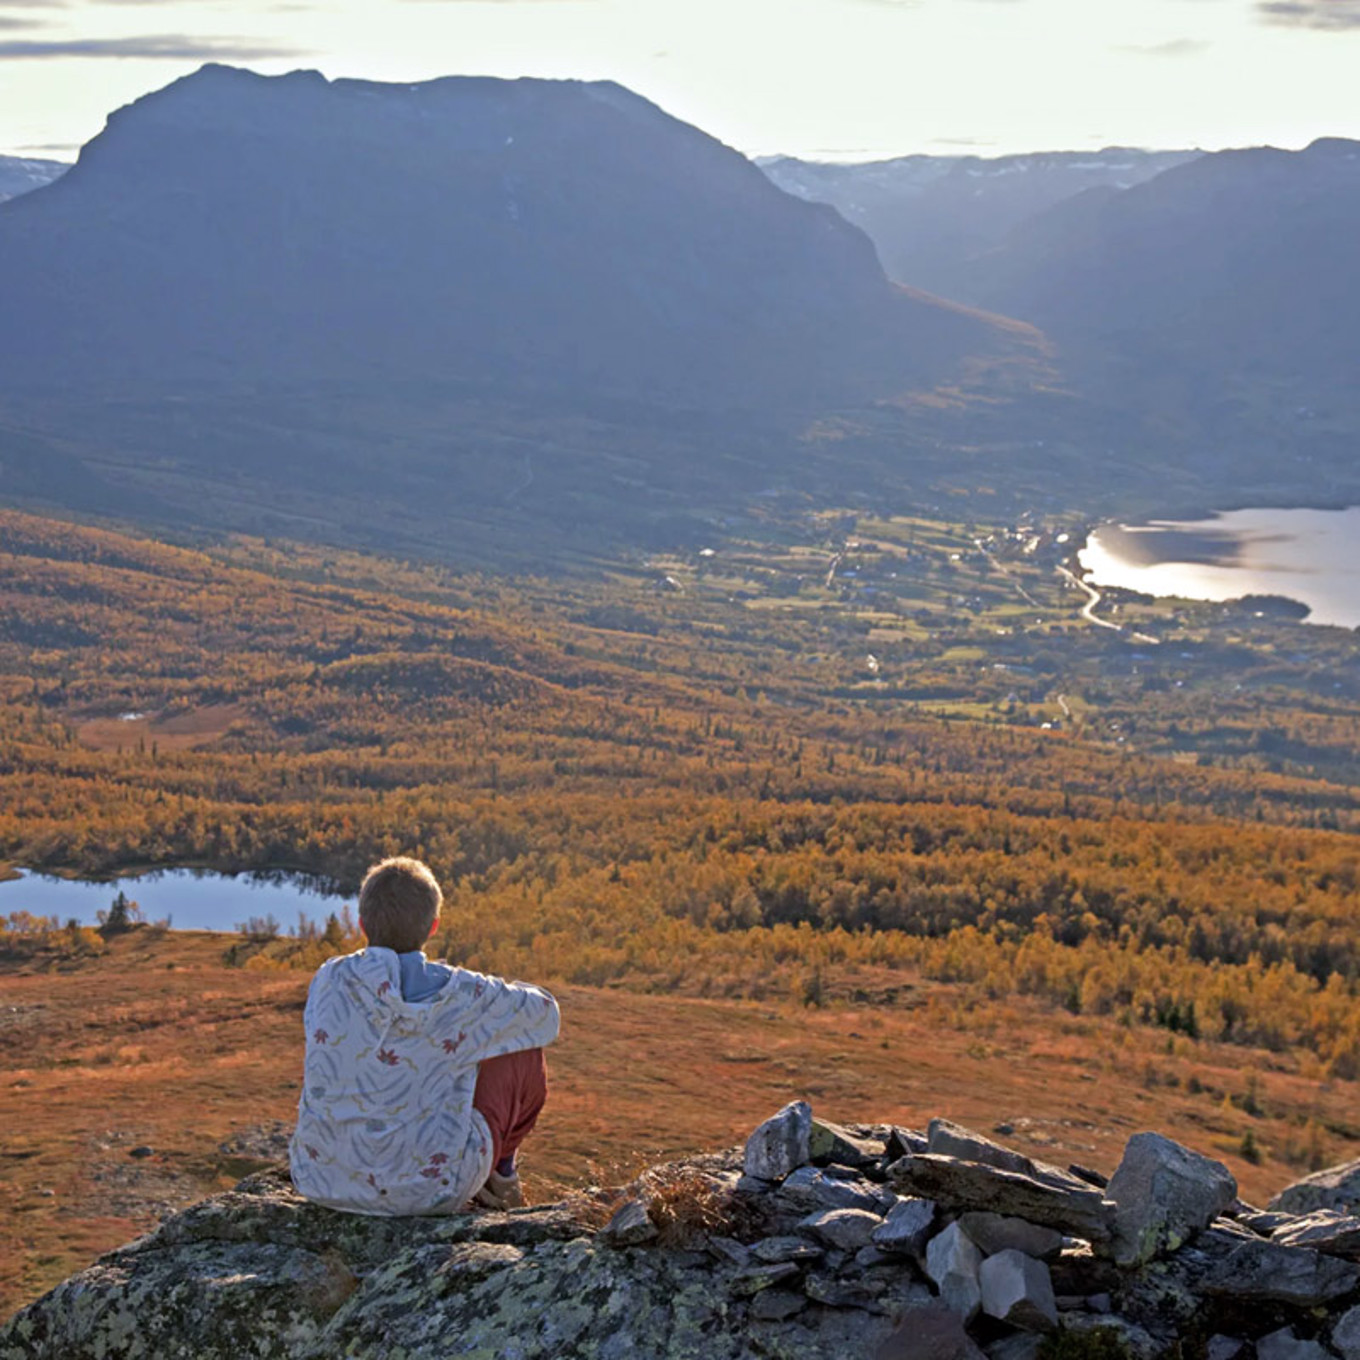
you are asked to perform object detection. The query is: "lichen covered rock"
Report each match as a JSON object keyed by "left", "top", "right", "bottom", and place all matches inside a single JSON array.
[
  {"left": 1106, "top": 1132, "right": 1237, "bottom": 1266},
  {"left": 743, "top": 1100, "right": 813, "bottom": 1183},
  {"left": 8, "top": 1110, "right": 1360, "bottom": 1360},
  {"left": 1272, "top": 1158, "right": 1360, "bottom": 1217}
]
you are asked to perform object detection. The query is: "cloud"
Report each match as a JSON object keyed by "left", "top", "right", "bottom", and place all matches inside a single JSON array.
[
  {"left": 0, "top": 33, "right": 310, "bottom": 58},
  {"left": 0, "top": 14, "right": 43, "bottom": 26},
  {"left": 1258, "top": 0, "right": 1360, "bottom": 27},
  {"left": 1117, "top": 37, "right": 1211, "bottom": 55}
]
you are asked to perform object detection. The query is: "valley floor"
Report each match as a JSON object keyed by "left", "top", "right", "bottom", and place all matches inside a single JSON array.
[{"left": 3, "top": 928, "right": 1355, "bottom": 1318}]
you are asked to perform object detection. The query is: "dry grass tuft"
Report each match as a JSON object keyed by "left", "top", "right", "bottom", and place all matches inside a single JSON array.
[{"left": 641, "top": 1166, "right": 738, "bottom": 1247}]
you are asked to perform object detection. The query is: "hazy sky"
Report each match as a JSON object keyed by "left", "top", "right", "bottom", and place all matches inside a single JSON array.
[{"left": 2, "top": 0, "right": 1358, "bottom": 161}]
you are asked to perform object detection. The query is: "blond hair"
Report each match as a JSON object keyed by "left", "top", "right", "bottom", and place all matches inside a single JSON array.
[{"left": 357, "top": 857, "right": 443, "bottom": 953}]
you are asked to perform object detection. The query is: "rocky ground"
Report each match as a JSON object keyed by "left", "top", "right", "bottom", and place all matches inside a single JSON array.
[{"left": 5, "top": 1104, "right": 1360, "bottom": 1359}]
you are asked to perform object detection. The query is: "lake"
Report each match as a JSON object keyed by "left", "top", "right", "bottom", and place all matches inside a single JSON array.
[
  {"left": 0, "top": 867, "right": 350, "bottom": 933},
  {"left": 1078, "top": 506, "right": 1360, "bottom": 629}
]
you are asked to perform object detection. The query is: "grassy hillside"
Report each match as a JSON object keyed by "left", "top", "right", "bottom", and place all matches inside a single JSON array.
[
  {"left": 4, "top": 929, "right": 1354, "bottom": 1316},
  {"left": 3, "top": 508, "right": 1360, "bottom": 1311}
]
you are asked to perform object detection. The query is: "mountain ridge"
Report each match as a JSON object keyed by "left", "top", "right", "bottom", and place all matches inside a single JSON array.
[
  {"left": 0, "top": 64, "right": 1036, "bottom": 408},
  {"left": 965, "top": 137, "right": 1360, "bottom": 410},
  {"left": 0, "top": 64, "right": 1054, "bottom": 563},
  {"left": 760, "top": 146, "right": 1200, "bottom": 298},
  {"left": 0, "top": 154, "right": 66, "bottom": 203}
]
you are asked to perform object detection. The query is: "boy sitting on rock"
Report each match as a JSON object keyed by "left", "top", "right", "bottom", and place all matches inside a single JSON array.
[{"left": 290, "top": 856, "right": 559, "bottom": 1215}]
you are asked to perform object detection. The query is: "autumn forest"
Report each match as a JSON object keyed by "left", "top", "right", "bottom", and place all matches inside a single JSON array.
[{"left": 2, "top": 506, "right": 1360, "bottom": 1072}]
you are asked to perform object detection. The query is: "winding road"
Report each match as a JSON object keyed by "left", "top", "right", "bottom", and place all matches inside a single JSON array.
[
  {"left": 1055, "top": 564, "right": 1160, "bottom": 645},
  {"left": 1056, "top": 564, "right": 1120, "bottom": 631}
]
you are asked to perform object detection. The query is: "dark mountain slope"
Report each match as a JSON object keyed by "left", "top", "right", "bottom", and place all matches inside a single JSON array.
[
  {"left": 0, "top": 67, "right": 1055, "bottom": 563},
  {"left": 969, "top": 138, "right": 1360, "bottom": 394},
  {"left": 0, "top": 66, "right": 1033, "bottom": 410}
]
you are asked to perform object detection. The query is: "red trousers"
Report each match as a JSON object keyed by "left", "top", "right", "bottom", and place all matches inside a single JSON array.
[{"left": 472, "top": 1047, "right": 547, "bottom": 1167}]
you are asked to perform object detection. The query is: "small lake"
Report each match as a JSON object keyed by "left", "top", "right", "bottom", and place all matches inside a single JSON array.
[
  {"left": 1078, "top": 506, "right": 1360, "bottom": 629},
  {"left": 0, "top": 867, "right": 350, "bottom": 933}
]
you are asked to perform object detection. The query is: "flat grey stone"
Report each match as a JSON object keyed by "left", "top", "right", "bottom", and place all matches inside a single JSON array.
[
  {"left": 979, "top": 1249, "right": 1058, "bottom": 1333},
  {"left": 872, "top": 1196, "right": 937, "bottom": 1257},
  {"left": 889, "top": 1153, "right": 1115, "bottom": 1245},
  {"left": 751, "top": 1235, "right": 824, "bottom": 1264},
  {"left": 925, "top": 1220, "right": 982, "bottom": 1321},
  {"left": 1105, "top": 1132, "right": 1237, "bottom": 1266},
  {"left": 1272, "top": 1208, "right": 1360, "bottom": 1259},
  {"left": 1209, "top": 1216, "right": 1258, "bottom": 1240},
  {"left": 884, "top": 1127, "right": 930, "bottom": 1162},
  {"left": 1333, "top": 1303, "right": 1360, "bottom": 1360},
  {"left": 959, "top": 1210, "right": 1064, "bottom": 1259},
  {"left": 1206, "top": 1337, "right": 1246, "bottom": 1360},
  {"left": 804, "top": 1273, "right": 882, "bottom": 1310},
  {"left": 729, "top": 1260, "right": 803, "bottom": 1296},
  {"left": 798, "top": 1207, "right": 881, "bottom": 1252},
  {"left": 1235, "top": 1207, "right": 1294, "bottom": 1235},
  {"left": 599, "top": 1198, "right": 657, "bottom": 1247},
  {"left": 927, "top": 1118, "right": 1091, "bottom": 1193},
  {"left": 745, "top": 1101, "right": 813, "bottom": 1181},
  {"left": 1255, "top": 1327, "right": 1333, "bottom": 1360},
  {"left": 1067, "top": 1163, "right": 1108, "bottom": 1190},
  {"left": 779, "top": 1165, "right": 881, "bottom": 1214},
  {"left": 1271, "top": 1157, "right": 1360, "bottom": 1216},
  {"left": 750, "top": 1288, "right": 807, "bottom": 1321},
  {"left": 707, "top": 1235, "right": 751, "bottom": 1267},
  {"left": 1201, "top": 1238, "right": 1360, "bottom": 1305},
  {"left": 808, "top": 1117, "right": 882, "bottom": 1172},
  {"left": 854, "top": 1245, "right": 892, "bottom": 1268},
  {"left": 928, "top": 1118, "right": 1033, "bottom": 1173},
  {"left": 862, "top": 1270, "right": 935, "bottom": 1317}
]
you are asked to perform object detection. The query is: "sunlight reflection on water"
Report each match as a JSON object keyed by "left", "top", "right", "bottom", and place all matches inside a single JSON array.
[{"left": 1078, "top": 507, "right": 1360, "bottom": 629}]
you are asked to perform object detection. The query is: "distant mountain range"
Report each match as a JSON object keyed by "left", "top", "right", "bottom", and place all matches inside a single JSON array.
[
  {"left": 966, "top": 138, "right": 1360, "bottom": 394},
  {"left": 760, "top": 149, "right": 1199, "bottom": 300},
  {"left": 768, "top": 139, "right": 1360, "bottom": 499},
  {"left": 1, "top": 67, "right": 1358, "bottom": 563},
  {"left": 0, "top": 155, "right": 67, "bottom": 203}
]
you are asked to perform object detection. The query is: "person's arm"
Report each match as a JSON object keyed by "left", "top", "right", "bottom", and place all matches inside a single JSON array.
[{"left": 455, "top": 971, "right": 561, "bottom": 1063}]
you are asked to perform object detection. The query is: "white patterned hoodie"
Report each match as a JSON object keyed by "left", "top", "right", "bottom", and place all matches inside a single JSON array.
[{"left": 289, "top": 947, "right": 560, "bottom": 1215}]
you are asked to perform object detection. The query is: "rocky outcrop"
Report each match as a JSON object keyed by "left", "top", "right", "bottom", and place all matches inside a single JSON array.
[
  {"left": 1273, "top": 1161, "right": 1360, "bottom": 1217},
  {"left": 1106, "top": 1132, "right": 1238, "bottom": 1266},
  {"left": 5, "top": 1108, "right": 1360, "bottom": 1359}
]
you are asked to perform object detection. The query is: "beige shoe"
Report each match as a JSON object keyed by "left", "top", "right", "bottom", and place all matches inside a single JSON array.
[{"left": 472, "top": 1168, "right": 525, "bottom": 1210}]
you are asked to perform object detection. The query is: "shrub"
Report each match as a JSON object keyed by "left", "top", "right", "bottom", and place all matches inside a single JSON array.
[
  {"left": 237, "top": 914, "right": 281, "bottom": 943},
  {"left": 643, "top": 1167, "right": 736, "bottom": 1247}
]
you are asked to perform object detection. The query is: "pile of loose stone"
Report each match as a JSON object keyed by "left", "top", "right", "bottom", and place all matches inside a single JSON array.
[
  {"left": 660, "top": 1100, "right": 1360, "bottom": 1359},
  {"left": 7, "top": 1102, "right": 1360, "bottom": 1358}
]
